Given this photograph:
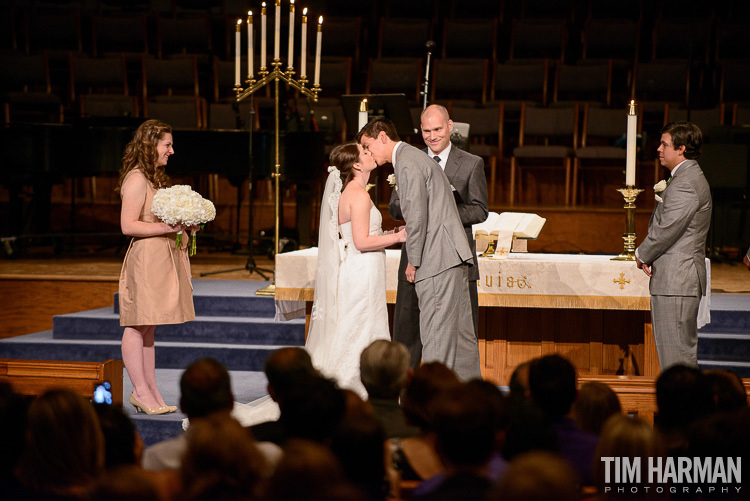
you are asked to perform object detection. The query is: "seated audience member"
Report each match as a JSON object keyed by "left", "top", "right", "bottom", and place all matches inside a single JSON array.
[
  {"left": 415, "top": 379, "right": 510, "bottom": 497},
  {"left": 90, "top": 465, "right": 161, "bottom": 501},
  {"left": 413, "top": 384, "right": 496, "bottom": 501},
  {"left": 180, "top": 413, "right": 267, "bottom": 501},
  {"left": 248, "top": 347, "right": 318, "bottom": 444},
  {"left": 388, "top": 362, "right": 461, "bottom": 483},
  {"left": 502, "top": 398, "right": 558, "bottom": 460},
  {"left": 360, "top": 340, "right": 420, "bottom": 439},
  {"left": 528, "top": 354, "right": 598, "bottom": 484},
  {"left": 703, "top": 369, "right": 748, "bottom": 412},
  {"left": 0, "top": 383, "right": 27, "bottom": 499},
  {"left": 572, "top": 381, "right": 622, "bottom": 435},
  {"left": 278, "top": 374, "right": 347, "bottom": 444},
  {"left": 267, "top": 439, "right": 367, "bottom": 501},
  {"left": 594, "top": 414, "right": 665, "bottom": 500},
  {"left": 654, "top": 364, "right": 714, "bottom": 455},
  {"left": 492, "top": 451, "right": 579, "bottom": 501},
  {"left": 94, "top": 404, "right": 143, "bottom": 468},
  {"left": 331, "top": 410, "right": 388, "bottom": 501},
  {"left": 13, "top": 389, "right": 105, "bottom": 500},
  {"left": 144, "top": 357, "right": 281, "bottom": 473}
]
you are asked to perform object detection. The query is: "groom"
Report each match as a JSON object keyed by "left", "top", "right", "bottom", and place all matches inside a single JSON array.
[{"left": 358, "top": 118, "right": 481, "bottom": 380}]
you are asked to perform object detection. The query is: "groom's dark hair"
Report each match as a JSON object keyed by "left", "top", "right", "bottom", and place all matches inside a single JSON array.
[
  {"left": 357, "top": 117, "right": 400, "bottom": 142},
  {"left": 661, "top": 121, "right": 702, "bottom": 160}
]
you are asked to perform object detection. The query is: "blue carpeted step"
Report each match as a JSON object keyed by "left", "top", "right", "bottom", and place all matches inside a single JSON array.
[
  {"left": 697, "top": 333, "right": 750, "bottom": 362},
  {"left": 112, "top": 280, "right": 278, "bottom": 318},
  {"left": 698, "top": 295, "right": 750, "bottom": 334},
  {"left": 52, "top": 308, "right": 305, "bottom": 346},
  {"left": 0, "top": 331, "right": 292, "bottom": 371},
  {"left": 697, "top": 361, "right": 750, "bottom": 378}
]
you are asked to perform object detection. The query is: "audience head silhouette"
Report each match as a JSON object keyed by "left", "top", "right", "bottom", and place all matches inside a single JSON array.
[
  {"left": 360, "top": 339, "right": 410, "bottom": 400},
  {"left": 180, "top": 357, "right": 234, "bottom": 420},
  {"left": 529, "top": 354, "right": 578, "bottom": 419}
]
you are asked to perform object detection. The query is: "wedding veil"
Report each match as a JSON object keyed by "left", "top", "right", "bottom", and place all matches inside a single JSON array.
[{"left": 305, "top": 166, "right": 342, "bottom": 358}]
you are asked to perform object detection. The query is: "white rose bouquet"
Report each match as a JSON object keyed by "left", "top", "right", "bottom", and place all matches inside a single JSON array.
[{"left": 151, "top": 185, "right": 216, "bottom": 256}]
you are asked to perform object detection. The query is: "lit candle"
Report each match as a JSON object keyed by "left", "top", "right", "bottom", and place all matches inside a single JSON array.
[
  {"left": 358, "top": 99, "right": 368, "bottom": 131},
  {"left": 626, "top": 100, "right": 637, "bottom": 186},
  {"left": 287, "top": 0, "right": 295, "bottom": 69},
  {"left": 300, "top": 8, "right": 307, "bottom": 78},
  {"left": 261, "top": 3, "right": 267, "bottom": 69},
  {"left": 247, "top": 11, "right": 253, "bottom": 80},
  {"left": 274, "top": 0, "right": 281, "bottom": 61},
  {"left": 235, "top": 19, "right": 241, "bottom": 87},
  {"left": 314, "top": 16, "right": 322, "bottom": 86}
]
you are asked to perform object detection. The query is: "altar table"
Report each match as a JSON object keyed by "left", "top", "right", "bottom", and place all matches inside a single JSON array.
[{"left": 276, "top": 250, "right": 662, "bottom": 385}]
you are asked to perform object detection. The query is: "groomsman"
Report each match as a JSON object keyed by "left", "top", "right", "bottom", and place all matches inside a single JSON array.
[
  {"left": 388, "top": 105, "right": 488, "bottom": 368},
  {"left": 636, "top": 121, "right": 712, "bottom": 370}
]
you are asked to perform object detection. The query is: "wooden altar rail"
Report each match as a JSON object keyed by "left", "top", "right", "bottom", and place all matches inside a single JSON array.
[
  {"left": 0, "top": 359, "right": 123, "bottom": 405},
  {"left": 578, "top": 375, "right": 750, "bottom": 426}
]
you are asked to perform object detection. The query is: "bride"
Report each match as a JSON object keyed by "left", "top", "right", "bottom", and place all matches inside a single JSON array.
[{"left": 227, "top": 142, "right": 406, "bottom": 427}]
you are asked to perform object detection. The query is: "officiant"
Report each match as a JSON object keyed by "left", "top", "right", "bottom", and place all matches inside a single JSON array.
[{"left": 388, "top": 105, "right": 489, "bottom": 369}]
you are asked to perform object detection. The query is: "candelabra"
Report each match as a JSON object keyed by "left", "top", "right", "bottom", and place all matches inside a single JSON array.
[{"left": 236, "top": 61, "right": 321, "bottom": 295}]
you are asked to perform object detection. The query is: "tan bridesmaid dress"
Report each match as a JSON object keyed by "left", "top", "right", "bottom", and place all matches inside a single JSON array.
[{"left": 118, "top": 170, "right": 195, "bottom": 326}]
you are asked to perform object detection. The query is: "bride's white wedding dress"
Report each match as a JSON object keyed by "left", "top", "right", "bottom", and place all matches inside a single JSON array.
[{"left": 218, "top": 170, "right": 390, "bottom": 429}]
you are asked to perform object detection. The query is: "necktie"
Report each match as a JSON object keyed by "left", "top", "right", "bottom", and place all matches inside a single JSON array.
[{"left": 433, "top": 155, "right": 441, "bottom": 164}]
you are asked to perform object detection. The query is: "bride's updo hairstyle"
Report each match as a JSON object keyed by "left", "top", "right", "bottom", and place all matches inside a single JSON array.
[{"left": 328, "top": 142, "right": 361, "bottom": 190}]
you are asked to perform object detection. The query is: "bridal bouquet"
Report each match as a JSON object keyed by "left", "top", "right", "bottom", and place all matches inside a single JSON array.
[{"left": 151, "top": 185, "right": 216, "bottom": 256}]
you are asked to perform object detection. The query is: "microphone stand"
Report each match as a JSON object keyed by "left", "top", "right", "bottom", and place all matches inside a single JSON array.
[{"left": 421, "top": 41, "right": 436, "bottom": 110}]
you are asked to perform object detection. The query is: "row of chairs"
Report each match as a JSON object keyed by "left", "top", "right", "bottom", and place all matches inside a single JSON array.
[
  {"left": 6, "top": 6, "right": 750, "bottom": 71},
  {"left": 6, "top": 48, "right": 749, "bottom": 128}
]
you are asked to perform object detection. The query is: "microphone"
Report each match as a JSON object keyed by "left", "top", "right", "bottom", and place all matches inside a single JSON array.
[{"left": 425, "top": 40, "right": 436, "bottom": 53}]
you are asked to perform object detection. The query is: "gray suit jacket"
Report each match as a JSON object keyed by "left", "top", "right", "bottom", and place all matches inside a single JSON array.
[
  {"left": 389, "top": 146, "right": 488, "bottom": 281},
  {"left": 392, "top": 142, "right": 473, "bottom": 282},
  {"left": 636, "top": 160, "right": 712, "bottom": 296}
]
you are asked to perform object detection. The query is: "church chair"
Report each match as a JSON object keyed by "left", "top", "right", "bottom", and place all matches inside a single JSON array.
[
  {"left": 207, "top": 56, "right": 254, "bottom": 130},
  {"left": 509, "top": 18, "right": 567, "bottom": 63},
  {"left": 733, "top": 103, "right": 750, "bottom": 126},
  {"left": 518, "top": 0, "right": 577, "bottom": 24},
  {"left": 377, "top": 18, "right": 433, "bottom": 58},
  {"left": 631, "top": 60, "right": 692, "bottom": 135},
  {"left": 491, "top": 59, "right": 550, "bottom": 110},
  {"left": 24, "top": 6, "right": 83, "bottom": 57},
  {"left": 91, "top": 13, "right": 149, "bottom": 59},
  {"left": 366, "top": 57, "right": 424, "bottom": 105},
  {"left": 318, "top": 17, "right": 365, "bottom": 70},
  {"left": 141, "top": 54, "right": 205, "bottom": 129},
  {"left": 580, "top": 17, "right": 640, "bottom": 99},
  {"left": 510, "top": 103, "right": 578, "bottom": 206},
  {"left": 719, "top": 59, "right": 750, "bottom": 106},
  {"left": 715, "top": 19, "right": 750, "bottom": 62},
  {"left": 156, "top": 14, "right": 212, "bottom": 61},
  {"left": 651, "top": 17, "right": 713, "bottom": 67},
  {"left": 0, "top": 51, "right": 64, "bottom": 125},
  {"left": 573, "top": 105, "right": 630, "bottom": 206},
  {"left": 69, "top": 53, "right": 139, "bottom": 118},
  {"left": 431, "top": 58, "right": 489, "bottom": 106},
  {"left": 584, "top": 0, "right": 644, "bottom": 21},
  {"left": 441, "top": 18, "right": 498, "bottom": 61},
  {"left": 552, "top": 61, "right": 612, "bottom": 108},
  {"left": 450, "top": 104, "right": 502, "bottom": 204},
  {"left": 448, "top": 0, "right": 504, "bottom": 21}
]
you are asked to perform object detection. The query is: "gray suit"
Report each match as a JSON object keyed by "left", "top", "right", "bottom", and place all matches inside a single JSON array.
[
  {"left": 392, "top": 142, "right": 481, "bottom": 380},
  {"left": 389, "top": 146, "right": 488, "bottom": 368},
  {"left": 636, "top": 159, "right": 712, "bottom": 370}
]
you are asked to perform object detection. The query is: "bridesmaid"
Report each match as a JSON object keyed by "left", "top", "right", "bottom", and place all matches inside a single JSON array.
[{"left": 115, "top": 120, "right": 196, "bottom": 415}]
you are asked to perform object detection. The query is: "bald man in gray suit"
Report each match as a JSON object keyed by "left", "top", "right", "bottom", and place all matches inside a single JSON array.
[
  {"left": 636, "top": 121, "right": 712, "bottom": 370},
  {"left": 358, "top": 118, "right": 481, "bottom": 380}
]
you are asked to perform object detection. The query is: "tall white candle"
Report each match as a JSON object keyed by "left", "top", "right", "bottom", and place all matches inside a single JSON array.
[
  {"left": 358, "top": 99, "right": 368, "bottom": 131},
  {"left": 274, "top": 0, "right": 281, "bottom": 61},
  {"left": 300, "top": 9, "right": 307, "bottom": 78},
  {"left": 247, "top": 11, "right": 253, "bottom": 79},
  {"left": 260, "top": 3, "right": 267, "bottom": 69},
  {"left": 626, "top": 100, "right": 637, "bottom": 186},
  {"left": 287, "top": 0, "right": 295, "bottom": 69},
  {"left": 234, "top": 19, "right": 241, "bottom": 87},
  {"left": 314, "top": 16, "right": 322, "bottom": 86}
]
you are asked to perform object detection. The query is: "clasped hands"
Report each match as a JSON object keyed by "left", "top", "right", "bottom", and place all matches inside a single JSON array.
[{"left": 635, "top": 257, "right": 652, "bottom": 277}]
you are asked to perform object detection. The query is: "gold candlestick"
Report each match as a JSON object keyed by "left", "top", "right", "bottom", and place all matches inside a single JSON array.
[{"left": 611, "top": 186, "right": 644, "bottom": 261}]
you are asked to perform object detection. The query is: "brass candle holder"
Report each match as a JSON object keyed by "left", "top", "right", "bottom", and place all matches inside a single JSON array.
[
  {"left": 611, "top": 186, "right": 644, "bottom": 261},
  {"left": 236, "top": 60, "right": 321, "bottom": 296}
]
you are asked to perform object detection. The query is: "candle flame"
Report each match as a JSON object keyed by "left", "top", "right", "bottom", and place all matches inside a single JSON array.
[
  {"left": 248, "top": 10, "right": 252, "bottom": 16},
  {"left": 291, "top": 0, "right": 294, "bottom": 4},
  {"left": 237, "top": 18, "right": 242, "bottom": 25},
  {"left": 318, "top": 15, "right": 323, "bottom": 24},
  {"left": 303, "top": 7, "right": 308, "bottom": 15},
  {"left": 262, "top": 2, "right": 266, "bottom": 6}
]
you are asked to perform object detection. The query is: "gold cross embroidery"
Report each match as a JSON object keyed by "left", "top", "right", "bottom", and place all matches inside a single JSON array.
[{"left": 613, "top": 272, "right": 630, "bottom": 290}]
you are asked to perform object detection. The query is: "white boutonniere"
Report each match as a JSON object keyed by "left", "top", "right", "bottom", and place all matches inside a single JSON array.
[
  {"left": 653, "top": 180, "right": 667, "bottom": 202},
  {"left": 387, "top": 173, "right": 397, "bottom": 191}
]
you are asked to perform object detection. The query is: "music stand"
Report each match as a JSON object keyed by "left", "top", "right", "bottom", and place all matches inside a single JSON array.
[{"left": 340, "top": 93, "right": 418, "bottom": 136}]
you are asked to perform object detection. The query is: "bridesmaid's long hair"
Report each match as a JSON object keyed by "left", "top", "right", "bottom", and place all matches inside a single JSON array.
[
  {"left": 115, "top": 119, "right": 172, "bottom": 195},
  {"left": 328, "top": 142, "right": 361, "bottom": 190}
]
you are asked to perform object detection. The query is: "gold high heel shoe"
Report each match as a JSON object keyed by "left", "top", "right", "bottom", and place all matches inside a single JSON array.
[{"left": 129, "top": 393, "right": 169, "bottom": 415}]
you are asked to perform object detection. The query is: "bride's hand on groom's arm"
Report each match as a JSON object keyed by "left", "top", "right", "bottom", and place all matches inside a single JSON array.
[{"left": 393, "top": 227, "right": 407, "bottom": 243}]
